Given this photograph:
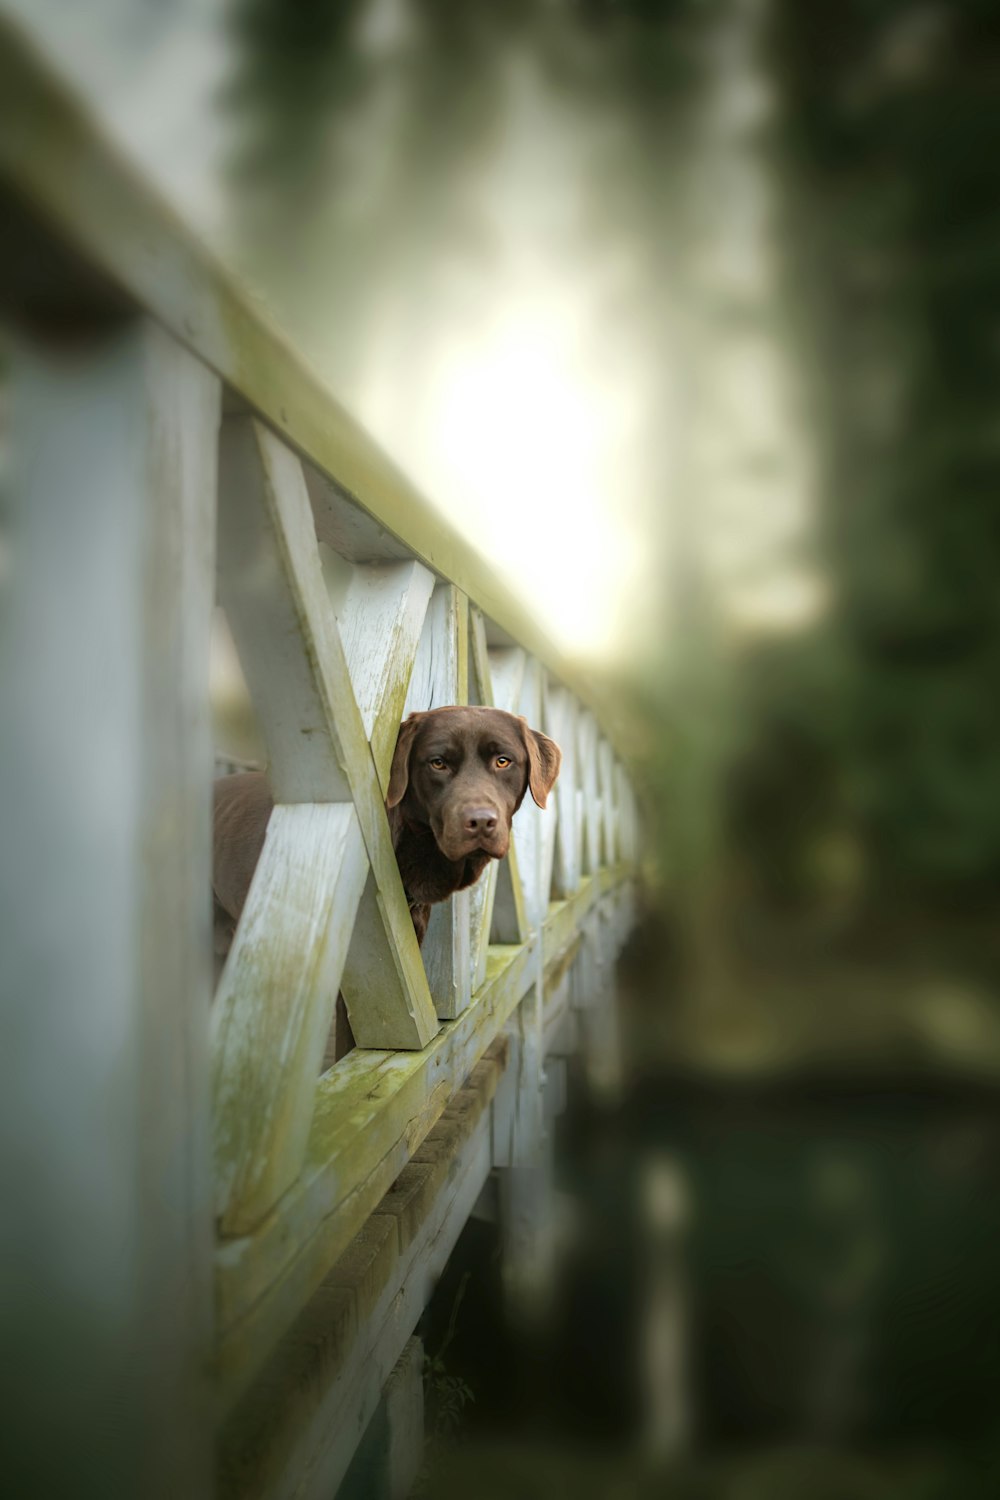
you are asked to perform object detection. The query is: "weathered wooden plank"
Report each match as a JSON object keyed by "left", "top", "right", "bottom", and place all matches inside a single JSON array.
[
  {"left": 505, "top": 658, "right": 546, "bottom": 929},
  {"left": 594, "top": 901, "right": 625, "bottom": 1100},
  {"left": 297, "top": 1119, "right": 491, "bottom": 1500},
  {"left": 487, "top": 646, "right": 526, "bottom": 717},
  {"left": 468, "top": 607, "right": 493, "bottom": 708},
  {"left": 217, "top": 419, "right": 351, "bottom": 804},
  {"left": 336, "top": 559, "right": 436, "bottom": 795},
  {"left": 573, "top": 909, "right": 603, "bottom": 1013},
  {"left": 493, "top": 986, "right": 544, "bottom": 1172},
  {"left": 577, "top": 709, "right": 602, "bottom": 876},
  {"left": 403, "top": 581, "right": 466, "bottom": 715},
  {"left": 542, "top": 995, "right": 571, "bottom": 1068},
  {"left": 490, "top": 841, "right": 530, "bottom": 945},
  {"left": 494, "top": 941, "right": 549, "bottom": 1325},
  {"left": 546, "top": 685, "right": 582, "bottom": 898},
  {"left": 456, "top": 587, "right": 470, "bottom": 711},
  {"left": 468, "top": 608, "right": 501, "bottom": 988},
  {"left": 405, "top": 582, "right": 474, "bottom": 1019},
  {"left": 469, "top": 860, "right": 499, "bottom": 993},
  {"left": 214, "top": 934, "right": 535, "bottom": 1406},
  {"left": 615, "top": 769, "right": 628, "bottom": 864},
  {"left": 498, "top": 660, "right": 558, "bottom": 935},
  {"left": 498, "top": 1150, "right": 554, "bottom": 1330},
  {"left": 1, "top": 320, "right": 219, "bottom": 1500},
  {"left": 303, "top": 462, "right": 414, "bottom": 563},
  {"left": 536, "top": 677, "right": 560, "bottom": 910},
  {"left": 218, "top": 1067, "right": 502, "bottom": 1500},
  {"left": 575, "top": 905, "right": 624, "bottom": 1103},
  {"left": 217, "top": 416, "right": 438, "bottom": 1050},
  {"left": 338, "top": 866, "right": 442, "bottom": 1049},
  {"left": 621, "top": 774, "right": 641, "bottom": 868},
  {"left": 543, "top": 881, "right": 599, "bottom": 963},
  {"left": 212, "top": 803, "right": 369, "bottom": 1234},
  {"left": 479, "top": 641, "right": 531, "bottom": 945},
  {"left": 599, "top": 736, "right": 619, "bottom": 868},
  {"left": 542, "top": 944, "right": 579, "bottom": 1060},
  {"left": 214, "top": 876, "right": 614, "bottom": 1408},
  {"left": 386, "top": 1338, "right": 426, "bottom": 1500},
  {"left": 340, "top": 1337, "right": 425, "bottom": 1500},
  {"left": 440, "top": 632, "right": 548, "bottom": 945},
  {"left": 422, "top": 891, "right": 472, "bottom": 1021}
]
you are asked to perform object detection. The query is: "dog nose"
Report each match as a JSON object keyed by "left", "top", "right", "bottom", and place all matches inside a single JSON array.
[{"left": 464, "top": 807, "right": 498, "bottom": 836}]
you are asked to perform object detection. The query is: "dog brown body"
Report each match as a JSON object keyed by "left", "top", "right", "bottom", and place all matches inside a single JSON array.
[{"left": 213, "top": 707, "right": 560, "bottom": 1051}]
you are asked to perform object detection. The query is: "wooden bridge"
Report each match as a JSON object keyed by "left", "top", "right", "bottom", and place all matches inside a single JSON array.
[{"left": 0, "top": 26, "right": 640, "bottom": 1500}]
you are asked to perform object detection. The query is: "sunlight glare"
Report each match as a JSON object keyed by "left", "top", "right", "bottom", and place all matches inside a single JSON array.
[{"left": 427, "top": 307, "right": 640, "bottom": 661}]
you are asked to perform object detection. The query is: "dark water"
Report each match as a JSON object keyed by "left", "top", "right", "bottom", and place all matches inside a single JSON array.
[
  {"left": 417, "top": 1070, "right": 1000, "bottom": 1498},
  {"left": 638, "top": 1080, "right": 1000, "bottom": 1451}
]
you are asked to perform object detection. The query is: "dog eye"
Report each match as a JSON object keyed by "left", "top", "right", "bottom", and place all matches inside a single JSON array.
[
  {"left": 428, "top": 757, "right": 447, "bottom": 770},
  {"left": 495, "top": 755, "right": 512, "bottom": 768}
]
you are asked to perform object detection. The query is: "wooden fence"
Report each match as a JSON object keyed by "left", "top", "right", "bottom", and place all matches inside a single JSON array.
[{"left": 0, "top": 23, "right": 640, "bottom": 1500}]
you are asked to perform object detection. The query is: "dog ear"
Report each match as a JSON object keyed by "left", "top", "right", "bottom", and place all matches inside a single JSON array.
[
  {"left": 518, "top": 718, "right": 562, "bottom": 809},
  {"left": 387, "top": 713, "right": 423, "bottom": 808}
]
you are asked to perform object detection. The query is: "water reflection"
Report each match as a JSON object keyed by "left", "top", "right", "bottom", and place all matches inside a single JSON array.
[{"left": 418, "top": 1031, "right": 1000, "bottom": 1500}]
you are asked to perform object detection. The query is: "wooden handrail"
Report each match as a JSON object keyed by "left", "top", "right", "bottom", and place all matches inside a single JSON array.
[{"left": 0, "top": 15, "right": 633, "bottom": 766}]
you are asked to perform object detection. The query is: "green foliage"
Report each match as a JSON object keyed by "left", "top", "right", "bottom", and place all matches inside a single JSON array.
[
  {"left": 223, "top": 0, "right": 1000, "bottom": 908},
  {"left": 423, "top": 1359, "right": 475, "bottom": 1440},
  {"left": 423, "top": 1270, "right": 475, "bottom": 1440},
  {"left": 739, "top": 0, "right": 1000, "bottom": 899},
  {"left": 414, "top": 1271, "right": 476, "bottom": 1495}
]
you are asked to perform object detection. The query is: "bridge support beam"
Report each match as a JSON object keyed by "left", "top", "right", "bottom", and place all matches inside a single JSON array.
[
  {"left": 492, "top": 983, "right": 555, "bottom": 1327},
  {"left": 0, "top": 318, "right": 220, "bottom": 1500},
  {"left": 340, "top": 1337, "right": 425, "bottom": 1500}
]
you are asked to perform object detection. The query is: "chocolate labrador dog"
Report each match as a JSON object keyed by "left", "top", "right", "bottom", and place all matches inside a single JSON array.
[
  {"left": 213, "top": 706, "right": 560, "bottom": 1052},
  {"left": 385, "top": 705, "right": 561, "bottom": 942}
]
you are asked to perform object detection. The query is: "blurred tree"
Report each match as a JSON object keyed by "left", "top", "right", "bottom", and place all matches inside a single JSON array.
[
  {"left": 223, "top": 0, "right": 1000, "bottom": 1001},
  {"left": 765, "top": 0, "right": 1000, "bottom": 902},
  {"left": 541, "top": 0, "right": 813, "bottom": 1013},
  {"left": 224, "top": 0, "right": 514, "bottom": 416},
  {"left": 224, "top": 0, "right": 374, "bottom": 374}
]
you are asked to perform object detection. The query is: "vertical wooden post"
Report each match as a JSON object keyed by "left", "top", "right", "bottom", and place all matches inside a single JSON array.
[
  {"left": 496, "top": 658, "right": 554, "bottom": 933},
  {"left": 465, "top": 609, "right": 500, "bottom": 988},
  {"left": 546, "top": 686, "right": 582, "bottom": 898},
  {"left": 407, "top": 584, "right": 473, "bottom": 1018},
  {"left": 340, "top": 1337, "right": 425, "bottom": 1500},
  {"left": 492, "top": 981, "right": 553, "bottom": 1327},
  {"left": 573, "top": 906, "right": 622, "bottom": 1102},
  {"left": 336, "top": 559, "right": 436, "bottom": 796},
  {"left": 577, "top": 710, "right": 602, "bottom": 876},
  {"left": 0, "top": 320, "right": 219, "bottom": 1499},
  {"left": 598, "top": 737, "right": 619, "bottom": 868}
]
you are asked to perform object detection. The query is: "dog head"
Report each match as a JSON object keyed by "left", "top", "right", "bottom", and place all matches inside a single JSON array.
[{"left": 387, "top": 705, "right": 561, "bottom": 862}]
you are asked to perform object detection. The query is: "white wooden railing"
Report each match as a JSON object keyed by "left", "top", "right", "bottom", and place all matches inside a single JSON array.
[{"left": 0, "top": 23, "right": 640, "bottom": 1500}]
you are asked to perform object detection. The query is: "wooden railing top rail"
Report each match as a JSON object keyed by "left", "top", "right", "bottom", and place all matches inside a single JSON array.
[{"left": 0, "top": 20, "right": 629, "bottom": 761}]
